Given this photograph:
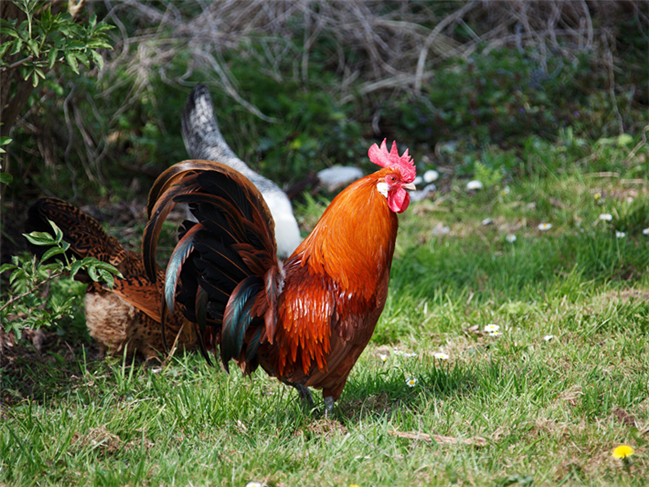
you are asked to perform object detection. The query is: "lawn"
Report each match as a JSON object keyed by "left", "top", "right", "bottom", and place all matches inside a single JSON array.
[
  {"left": 2, "top": 2, "right": 648, "bottom": 485},
  {"left": 2, "top": 136, "right": 648, "bottom": 486}
]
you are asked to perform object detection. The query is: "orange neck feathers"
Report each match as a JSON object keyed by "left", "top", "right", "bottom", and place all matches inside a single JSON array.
[
  {"left": 273, "top": 169, "right": 400, "bottom": 377},
  {"left": 297, "top": 169, "right": 398, "bottom": 297}
]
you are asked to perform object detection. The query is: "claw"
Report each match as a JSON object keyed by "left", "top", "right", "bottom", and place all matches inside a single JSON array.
[{"left": 324, "top": 396, "right": 334, "bottom": 418}]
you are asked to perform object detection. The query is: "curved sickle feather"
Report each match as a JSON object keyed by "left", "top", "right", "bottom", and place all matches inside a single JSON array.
[
  {"left": 164, "top": 223, "right": 202, "bottom": 313},
  {"left": 221, "top": 276, "right": 264, "bottom": 371}
]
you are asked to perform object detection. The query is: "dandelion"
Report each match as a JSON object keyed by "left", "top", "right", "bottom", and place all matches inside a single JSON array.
[
  {"left": 482, "top": 218, "right": 494, "bottom": 226},
  {"left": 538, "top": 223, "right": 552, "bottom": 231},
  {"left": 599, "top": 213, "right": 613, "bottom": 221},
  {"left": 484, "top": 324, "right": 500, "bottom": 333},
  {"left": 543, "top": 335, "right": 555, "bottom": 342},
  {"left": 379, "top": 354, "right": 388, "bottom": 363},
  {"left": 506, "top": 234, "right": 517, "bottom": 243},
  {"left": 406, "top": 377, "right": 418, "bottom": 387},
  {"left": 612, "top": 444, "right": 634, "bottom": 460},
  {"left": 616, "top": 231, "right": 626, "bottom": 238},
  {"left": 433, "top": 352, "right": 449, "bottom": 360},
  {"left": 423, "top": 170, "right": 439, "bottom": 183},
  {"left": 594, "top": 192, "right": 602, "bottom": 201},
  {"left": 643, "top": 228, "right": 649, "bottom": 236},
  {"left": 349, "top": 485, "right": 361, "bottom": 487},
  {"left": 467, "top": 180, "right": 484, "bottom": 191}
]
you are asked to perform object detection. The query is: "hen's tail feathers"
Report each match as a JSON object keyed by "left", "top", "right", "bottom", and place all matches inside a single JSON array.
[
  {"left": 25, "top": 198, "right": 127, "bottom": 268},
  {"left": 181, "top": 84, "right": 302, "bottom": 258},
  {"left": 143, "top": 160, "right": 281, "bottom": 370},
  {"left": 181, "top": 83, "right": 243, "bottom": 170},
  {"left": 25, "top": 198, "right": 168, "bottom": 325}
]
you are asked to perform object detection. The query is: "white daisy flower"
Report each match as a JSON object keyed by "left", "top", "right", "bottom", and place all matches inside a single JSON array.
[
  {"left": 379, "top": 354, "right": 388, "bottom": 363},
  {"left": 413, "top": 176, "right": 423, "bottom": 186},
  {"left": 543, "top": 335, "right": 555, "bottom": 342},
  {"left": 501, "top": 186, "right": 511, "bottom": 195},
  {"left": 643, "top": 228, "right": 649, "bottom": 236},
  {"left": 423, "top": 169, "right": 439, "bottom": 183},
  {"left": 406, "top": 377, "right": 418, "bottom": 387},
  {"left": 538, "top": 223, "right": 552, "bottom": 231},
  {"left": 246, "top": 482, "right": 264, "bottom": 487},
  {"left": 484, "top": 324, "right": 500, "bottom": 333},
  {"left": 482, "top": 218, "right": 494, "bottom": 226},
  {"left": 467, "top": 180, "right": 484, "bottom": 191},
  {"left": 616, "top": 231, "right": 626, "bottom": 238},
  {"left": 433, "top": 352, "right": 449, "bottom": 360},
  {"left": 506, "top": 234, "right": 517, "bottom": 243},
  {"left": 403, "top": 352, "right": 418, "bottom": 358},
  {"left": 488, "top": 331, "right": 503, "bottom": 337},
  {"left": 599, "top": 213, "right": 613, "bottom": 221}
]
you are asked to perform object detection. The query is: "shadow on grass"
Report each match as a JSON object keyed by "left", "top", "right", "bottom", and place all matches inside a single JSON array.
[{"left": 338, "top": 362, "right": 482, "bottom": 421}]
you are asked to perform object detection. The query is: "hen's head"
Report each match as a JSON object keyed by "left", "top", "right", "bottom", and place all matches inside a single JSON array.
[{"left": 368, "top": 139, "right": 416, "bottom": 213}]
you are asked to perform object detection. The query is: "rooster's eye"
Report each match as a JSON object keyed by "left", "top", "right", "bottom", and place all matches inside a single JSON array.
[{"left": 387, "top": 175, "right": 396, "bottom": 183}]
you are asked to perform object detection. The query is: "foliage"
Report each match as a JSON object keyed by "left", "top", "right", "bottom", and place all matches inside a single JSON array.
[
  {"left": 0, "top": 0, "right": 113, "bottom": 87},
  {"left": 0, "top": 220, "right": 120, "bottom": 338}
]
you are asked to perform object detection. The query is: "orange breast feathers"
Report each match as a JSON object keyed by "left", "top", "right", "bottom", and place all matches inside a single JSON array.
[{"left": 273, "top": 170, "right": 399, "bottom": 376}]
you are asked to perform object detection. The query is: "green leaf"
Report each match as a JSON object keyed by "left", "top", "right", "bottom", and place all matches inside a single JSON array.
[
  {"left": 89, "top": 13, "right": 97, "bottom": 30},
  {"left": 92, "top": 261, "right": 122, "bottom": 278},
  {"left": 0, "top": 263, "right": 18, "bottom": 274},
  {"left": 48, "top": 47, "right": 58, "bottom": 68},
  {"left": 0, "top": 136, "right": 12, "bottom": 146},
  {"left": 9, "top": 267, "right": 26, "bottom": 285},
  {"left": 70, "top": 259, "right": 84, "bottom": 279},
  {"left": 23, "top": 231, "right": 57, "bottom": 247},
  {"left": 48, "top": 219, "right": 64, "bottom": 244},
  {"left": 0, "top": 173, "right": 12, "bottom": 185},
  {"left": 64, "top": 50, "right": 78, "bottom": 74},
  {"left": 87, "top": 265, "right": 99, "bottom": 282},
  {"left": 41, "top": 246, "right": 66, "bottom": 262},
  {"left": 99, "top": 269, "right": 114, "bottom": 289},
  {"left": 0, "top": 41, "right": 11, "bottom": 59},
  {"left": 10, "top": 39, "right": 22, "bottom": 56},
  {"left": 74, "top": 51, "right": 90, "bottom": 69},
  {"left": 32, "top": 70, "right": 39, "bottom": 87},
  {"left": 89, "top": 50, "right": 103, "bottom": 70},
  {"left": 26, "top": 39, "right": 39, "bottom": 57}
]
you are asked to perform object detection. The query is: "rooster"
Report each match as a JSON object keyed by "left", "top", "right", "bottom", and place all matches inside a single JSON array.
[
  {"left": 25, "top": 198, "right": 197, "bottom": 359},
  {"left": 143, "top": 140, "right": 415, "bottom": 412},
  {"left": 181, "top": 83, "right": 302, "bottom": 258}
]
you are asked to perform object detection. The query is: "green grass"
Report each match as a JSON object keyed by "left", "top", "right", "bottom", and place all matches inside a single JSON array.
[{"left": 2, "top": 140, "right": 649, "bottom": 486}]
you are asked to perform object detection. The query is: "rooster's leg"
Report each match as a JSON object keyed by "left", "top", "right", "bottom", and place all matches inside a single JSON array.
[
  {"left": 324, "top": 396, "right": 334, "bottom": 418},
  {"left": 293, "top": 384, "right": 314, "bottom": 407}
]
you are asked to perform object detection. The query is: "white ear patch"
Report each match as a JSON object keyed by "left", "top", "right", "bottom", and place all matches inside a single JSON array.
[{"left": 376, "top": 181, "right": 389, "bottom": 198}]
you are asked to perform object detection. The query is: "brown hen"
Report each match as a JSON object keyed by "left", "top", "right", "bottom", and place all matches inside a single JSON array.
[{"left": 25, "top": 198, "right": 197, "bottom": 359}]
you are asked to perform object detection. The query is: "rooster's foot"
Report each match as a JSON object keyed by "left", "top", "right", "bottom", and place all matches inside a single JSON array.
[{"left": 293, "top": 384, "right": 314, "bottom": 407}]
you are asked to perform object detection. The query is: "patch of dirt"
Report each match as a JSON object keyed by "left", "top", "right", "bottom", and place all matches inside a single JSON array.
[
  {"left": 611, "top": 408, "right": 638, "bottom": 428},
  {"left": 71, "top": 426, "right": 154, "bottom": 454},
  {"left": 71, "top": 426, "right": 123, "bottom": 454},
  {"left": 556, "top": 385, "right": 584, "bottom": 408},
  {"left": 298, "top": 418, "right": 348, "bottom": 437}
]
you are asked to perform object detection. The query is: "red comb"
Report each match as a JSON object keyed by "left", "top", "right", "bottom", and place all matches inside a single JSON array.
[{"left": 368, "top": 139, "right": 416, "bottom": 183}]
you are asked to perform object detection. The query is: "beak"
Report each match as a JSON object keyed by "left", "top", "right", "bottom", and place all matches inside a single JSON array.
[{"left": 403, "top": 182, "right": 417, "bottom": 191}]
